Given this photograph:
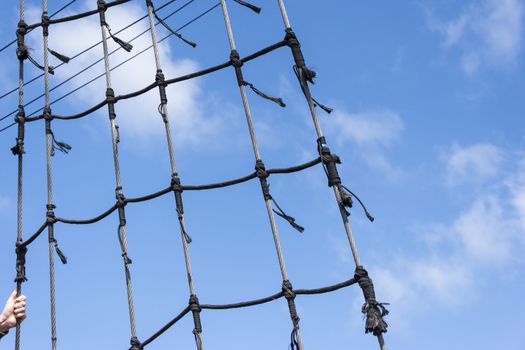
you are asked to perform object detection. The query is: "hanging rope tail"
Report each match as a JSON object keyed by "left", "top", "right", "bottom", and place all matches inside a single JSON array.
[
  {"left": 233, "top": 0, "right": 261, "bottom": 14},
  {"left": 106, "top": 24, "right": 133, "bottom": 52},
  {"left": 354, "top": 266, "right": 389, "bottom": 336},
  {"left": 272, "top": 197, "right": 304, "bottom": 233},
  {"left": 242, "top": 80, "right": 286, "bottom": 107},
  {"left": 48, "top": 48, "right": 71, "bottom": 63},
  {"left": 28, "top": 54, "right": 55, "bottom": 74},
  {"left": 341, "top": 185, "right": 375, "bottom": 222},
  {"left": 152, "top": 7, "right": 197, "bottom": 48}
]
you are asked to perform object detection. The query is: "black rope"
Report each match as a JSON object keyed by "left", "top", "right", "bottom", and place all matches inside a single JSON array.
[
  {"left": 272, "top": 198, "right": 304, "bottom": 233},
  {"left": 233, "top": 0, "right": 261, "bottom": 14},
  {"left": 355, "top": 266, "right": 389, "bottom": 336},
  {"left": 151, "top": 2, "right": 197, "bottom": 48},
  {"left": 242, "top": 80, "right": 286, "bottom": 107}
]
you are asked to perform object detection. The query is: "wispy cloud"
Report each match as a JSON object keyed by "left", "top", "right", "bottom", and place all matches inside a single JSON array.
[
  {"left": 424, "top": 0, "right": 523, "bottom": 75},
  {"left": 442, "top": 143, "right": 503, "bottom": 186},
  {"left": 370, "top": 143, "right": 524, "bottom": 327},
  {"left": 0, "top": 195, "right": 9, "bottom": 212},
  {"left": 325, "top": 109, "right": 405, "bottom": 179}
]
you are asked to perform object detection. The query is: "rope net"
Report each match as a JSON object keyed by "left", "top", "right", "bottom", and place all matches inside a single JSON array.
[{"left": 7, "top": 1, "right": 389, "bottom": 349}]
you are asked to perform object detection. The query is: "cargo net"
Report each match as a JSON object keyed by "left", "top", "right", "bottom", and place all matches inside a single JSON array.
[{"left": 4, "top": 1, "right": 389, "bottom": 349}]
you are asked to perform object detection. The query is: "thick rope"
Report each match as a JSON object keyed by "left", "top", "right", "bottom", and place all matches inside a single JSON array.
[
  {"left": 218, "top": 1, "right": 305, "bottom": 349},
  {"left": 14, "top": 2, "right": 26, "bottom": 348},
  {"left": 97, "top": 1, "right": 139, "bottom": 347},
  {"left": 275, "top": 1, "right": 388, "bottom": 349},
  {"left": 145, "top": 1, "right": 203, "bottom": 348}
]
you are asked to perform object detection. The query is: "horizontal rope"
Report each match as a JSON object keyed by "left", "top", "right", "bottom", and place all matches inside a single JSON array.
[
  {"left": 18, "top": 157, "right": 321, "bottom": 248},
  {"left": 24, "top": 38, "right": 287, "bottom": 123},
  {"left": 26, "top": 0, "right": 132, "bottom": 30},
  {"left": 139, "top": 276, "right": 357, "bottom": 347}
]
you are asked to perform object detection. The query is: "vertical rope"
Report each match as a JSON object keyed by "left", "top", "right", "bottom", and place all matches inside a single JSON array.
[
  {"left": 218, "top": 1, "right": 304, "bottom": 349},
  {"left": 275, "top": 1, "right": 387, "bottom": 349},
  {"left": 14, "top": 0, "right": 26, "bottom": 349},
  {"left": 144, "top": 1, "right": 203, "bottom": 348},
  {"left": 41, "top": 1, "right": 58, "bottom": 349},
  {"left": 96, "top": 1, "right": 139, "bottom": 348}
]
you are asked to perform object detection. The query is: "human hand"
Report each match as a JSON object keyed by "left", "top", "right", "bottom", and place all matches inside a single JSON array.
[{"left": 0, "top": 289, "right": 27, "bottom": 332}]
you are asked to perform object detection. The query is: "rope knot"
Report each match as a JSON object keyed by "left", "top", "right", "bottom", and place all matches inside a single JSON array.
[
  {"left": 282, "top": 280, "right": 296, "bottom": 300},
  {"left": 230, "top": 50, "right": 243, "bottom": 68},
  {"left": 41, "top": 12, "right": 50, "bottom": 37},
  {"left": 11, "top": 107, "right": 26, "bottom": 156},
  {"left": 156, "top": 70, "right": 168, "bottom": 109},
  {"left": 129, "top": 336, "right": 141, "bottom": 350},
  {"left": 189, "top": 294, "right": 203, "bottom": 336},
  {"left": 106, "top": 88, "right": 115, "bottom": 102},
  {"left": 116, "top": 189, "right": 127, "bottom": 208},
  {"left": 97, "top": 0, "right": 107, "bottom": 13},
  {"left": 15, "top": 242, "right": 28, "bottom": 283},
  {"left": 106, "top": 88, "right": 117, "bottom": 120},
  {"left": 46, "top": 207, "right": 57, "bottom": 225},
  {"left": 16, "top": 20, "right": 29, "bottom": 60},
  {"left": 255, "top": 160, "right": 272, "bottom": 200},
  {"left": 43, "top": 106, "right": 53, "bottom": 120},
  {"left": 318, "top": 144, "right": 342, "bottom": 187},
  {"left": 354, "top": 266, "right": 389, "bottom": 336},
  {"left": 255, "top": 160, "right": 268, "bottom": 179}
]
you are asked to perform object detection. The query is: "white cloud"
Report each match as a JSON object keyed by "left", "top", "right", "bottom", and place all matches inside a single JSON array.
[
  {"left": 0, "top": 195, "right": 10, "bottom": 212},
  {"left": 425, "top": 0, "right": 523, "bottom": 75},
  {"left": 325, "top": 109, "right": 405, "bottom": 179},
  {"left": 367, "top": 143, "right": 525, "bottom": 326},
  {"left": 25, "top": 1, "right": 230, "bottom": 148},
  {"left": 328, "top": 109, "right": 403, "bottom": 147},
  {"left": 443, "top": 143, "right": 503, "bottom": 186}
]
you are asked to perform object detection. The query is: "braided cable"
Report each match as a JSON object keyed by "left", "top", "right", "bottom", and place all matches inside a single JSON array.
[
  {"left": 218, "top": 1, "right": 304, "bottom": 349},
  {"left": 275, "top": 1, "right": 387, "bottom": 349},
  {"left": 97, "top": 0, "right": 138, "bottom": 341}
]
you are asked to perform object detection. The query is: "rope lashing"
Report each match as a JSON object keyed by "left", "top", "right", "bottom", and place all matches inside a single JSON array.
[
  {"left": 46, "top": 204, "right": 68, "bottom": 265},
  {"left": 16, "top": 15, "right": 55, "bottom": 74},
  {"left": 11, "top": 107, "right": 26, "bottom": 156},
  {"left": 148, "top": 0, "right": 197, "bottom": 48},
  {"left": 354, "top": 266, "right": 389, "bottom": 336},
  {"left": 171, "top": 175, "right": 193, "bottom": 244},
  {"left": 155, "top": 70, "right": 168, "bottom": 119},
  {"left": 318, "top": 138, "right": 375, "bottom": 221},
  {"left": 285, "top": 29, "right": 332, "bottom": 114},
  {"left": 271, "top": 198, "right": 304, "bottom": 233},
  {"left": 233, "top": 0, "right": 261, "bottom": 14},
  {"left": 189, "top": 295, "right": 203, "bottom": 346},
  {"left": 129, "top": 336, "right": 141, "bottom": 350},
  {"left": 282, "top": 280, "right": 300, "bottom": 350},
  {"left": 116, "top": 189, "right": 133, "bottom": 265},
  {"left": 16, "top": 20, "right": 29, "bottom": 60},
  {"left": 14, "top": 243, "right": 28, "bottom": 283},
  {"left": 98, "top": 0, "right": 133, "bottom": 52},
  {"left": 44, "top": 109, "right": 72, "bottom": 156}
]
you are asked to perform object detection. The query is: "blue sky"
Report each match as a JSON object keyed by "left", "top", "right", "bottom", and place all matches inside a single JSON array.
[{"left": 0, "top": 0, "right": 524, "bottom": 349}]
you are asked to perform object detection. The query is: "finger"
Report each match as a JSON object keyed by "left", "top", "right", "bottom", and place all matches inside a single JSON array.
[
  {"left": 15, "top": 295, "right": 27, "bottom": 302},
  {"left": 14, "top": 301, "right": 26, "bottom": 308},
  {"left": 14, "top": 309, "right": 26, "bottom": 317},
  {"left": 15, "top": 312, "right": 26, "bottom": 320}
]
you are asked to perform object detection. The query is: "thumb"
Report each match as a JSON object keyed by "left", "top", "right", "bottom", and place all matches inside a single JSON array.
[{"left": 8, "top": 288, "right": 18, "bottom": 302}]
